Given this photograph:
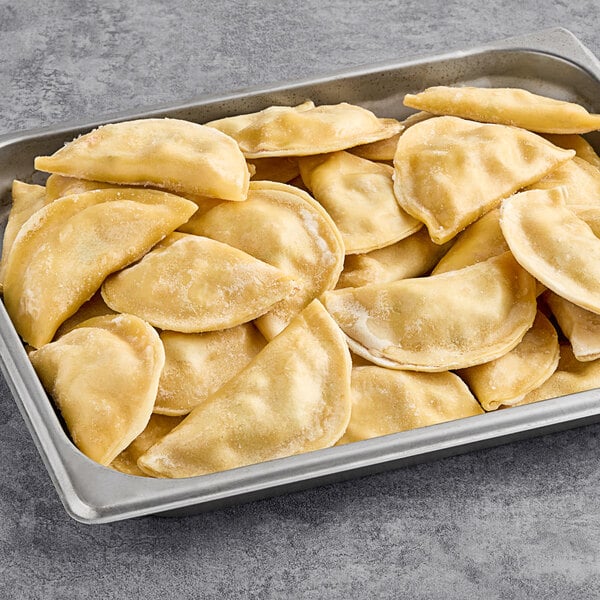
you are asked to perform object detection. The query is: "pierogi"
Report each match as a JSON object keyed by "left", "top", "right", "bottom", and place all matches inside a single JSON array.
[
  {"left": 336, "top": 228, "right": 451, "bottom": 289},
  {"left": 322, "top": 252, "right": 537, "bottom": 371},
  {"left": 209, "top": 102, "right": 402, "bottom": 158},
  {"left": 4, "top": 188, "right": 197, "bottom": 348},
  {"left": 137, "top": 300, "right": 352, "bottom": 478},
  {"left": 181, "top": 181, "right": 344, "bottom": 339},
  {"left": 298, "top": 151, "right": 421, "bottom": 254},
  {"left": 500, "top": 188, "right": 600, "bottom": 314},
  {"left": 338, "top": 366, "right": 484, "bottom": 444},
  {"left": 0, "top": 181, "right": 50, "bottom": 290},
  {"left": 35, "top": 118, "right": 251, "bottom": 201},
  {"left": 546, "top": 291, "right": 600, "bottom": 362},
  {"left": 155, "top": 324, "right": 266, "bottom": 415},
  {"left": 29, "top": 314, "right": 164, "bottom": 465},
  {"left": 403, "top": 86, "right": 600, "bottom": 133},
  {"left": 393, "top": 116, "right": 574, "bottom": 243},
  {"left": 101, "top": 232, "right": 296, "bottom": 332},
  {"left": 457, "top": 312, "right": 560, "bottom": 410}
]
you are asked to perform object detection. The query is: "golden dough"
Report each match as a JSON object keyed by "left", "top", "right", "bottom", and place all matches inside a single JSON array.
[
  {"left": 500, "top": 188, "right": 600, "bottom": 314},
  {"left": 299, "top": 151, "right": 421, "bottom": 254},
  {"left": 181, "top": 181, "right": 344, "bottom": 339},
  {"left": 542, "top": 134, "right": 600, "bottom": 169},
  {"left": 35, "top": 118, "right": 251, "bottom": 201},
  {"left": 3, "top": 188, "right": 197, "bottom": 348},
  {"left": 209, "top": 102, "right": 402, "bottom": 158},
  {"left": 546, "top": 291, "right": 600, "bottom": 362},
  {"left": 30, "top": 314, "right": 164, "bottom": 466},
  {"left": 336, "top": 228, "right": 451, "bottom": 288},
  {"left": 457, "top": 312, "right": 559, "bottom": 410},
  {"left": 516, "top": 344, "right": 600, "bottom": 406},
  {"left": 526, "top": 156, "right": 600, "bottom": 205},
  {"left": 431, "top": 209, "right": 507, "bottom": 275},
  {"left": 137, "top": 300, "right": 352, "bottom": 478},
  {"left": 404, "top": 86, "right": 600, "bottom": 133},
  {"left": 393, "top": 116, "right": 574, "bottom": 244},
  {"left": 248, "top": 157, "right": 300, "bottom": 183},
  {"left": 0, "top": 181, "right": 50, "bottom": 290},
  {"left": 338, "top": 366, "right": 483, "bottom": 444},
  {"left": 322, "top": 252, "right": 537, "bottom": 371},
  {"left": 102, "top": 232, "right": 296, "bottom": 333},
  {"left": 111, "top": 414, "right": 184, "bottom": 477},
  {"left": 155, "top": 324, "right": 266, "bottom": 415}
]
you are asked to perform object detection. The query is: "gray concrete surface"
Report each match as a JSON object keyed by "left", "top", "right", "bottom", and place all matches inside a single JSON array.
[{"left": 2, "top": 1, "right": 600, "bottom": 598}]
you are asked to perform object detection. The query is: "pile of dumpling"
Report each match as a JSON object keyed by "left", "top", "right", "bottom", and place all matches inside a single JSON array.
[{"left": 4, "top": 86, "right": 600, "bottom": 478}]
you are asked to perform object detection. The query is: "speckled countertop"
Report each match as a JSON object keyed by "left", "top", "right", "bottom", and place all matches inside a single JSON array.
[{"left": 2, "top": 1, "right": 600, "bottom": 598}]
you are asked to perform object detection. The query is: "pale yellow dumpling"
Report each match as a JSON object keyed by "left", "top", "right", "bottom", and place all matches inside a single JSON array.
[
  {"left": 299, "top": 151, "right": 422, "bottom": 254},
  {"left": 500, "top": 188, "right": 600, "bottom": 315},
  {"left": 137, "top": 300, "right": 352, "bottom": 478},
  {"left": 525, "top": 156, "right": 600, "bottom": 205},
  {"left": 338, "top": 366, "right": 483, "bottom": 444},
  {"left": 53, "top": 292, "right": 116, "bottom": 339},
  {"left": 457, "top": 312, "right": 559, "bottom": 411},
  {"left": 336, "top": 228, "right": 451, "bottom": 289},
  {"left": 45, "top": 174, "right": 118, "bottom": 201},
  {"left": 205, "top": 101, "right": 315, "bottom": 138},
  {"left": 322, "top": 252, "right": 537, "bottom": 371},
  {"left": 542, "top": 134, "right": 600, "bottom": 169},
  {"left": 248, "top": 157, "right": 300, "bottom": 183},
  {"left": 155, "top": 324, "right": 266, "bottom": 415},
  {"left": 209, "top": 102, "right": 402, "bottom": 158},
  {"left": 35, "top": 118, "right": 251, "bottom": 201},
  {"left": 181, "top": 181, "right": 344, "bottom": 339},
  {"left": 30, "top": 314, "right": 165, "bottom": 466},
  {"left": 3, "top": 188, "right": 197, "bottom": 348},
  {"left": 404, "top": 86, "right": 600, "bottom": 134},
  {"left": 0, "top": 181, "right": 50, "bottom": 290},
  {"left": 545, "top": 291, "right": 600, "bottom": 362},
  {"left": 110, "top": 414, "right": 184, "bottom": 477},
  {"left": 102, "top": 232, "right": 296, "bottom": 333},
  {"left": 516, "top": 344, "right": 600, "bottom": 406},
  {"left": 393, "top": 116, "right": 574, "bottom": 244}
]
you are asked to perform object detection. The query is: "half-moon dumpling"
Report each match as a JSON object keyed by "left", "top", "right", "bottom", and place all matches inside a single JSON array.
[
  {"left": 298, "top": 151, "right": 422, "bottom": 254},
  {"left": 500, "top": 187, "right": 600, "bottom": 314},
  {"left": 205, "top": 101, "right": 315, "bottom": 138},
  {"left": 247, "top": 157, "right": 300, "bottom": 183},
  {"left": 45, "top": 174, "right": 118, "bottom": 201},
  {"left": 393, "top": 116, "right": 574, "bottom": 244},
  {"left": 347, "top": 111, "right": 433, "bottom": 161},
  {"left": 137, "top": 300, "right": 352, "bottom": 478},
  {"left": 29, "top": 314, "right": 165, "bottom": 466},
  {"left": 335, "top": 228, "right": 451, "bottom": 289},
  {"left": 35, "top": 118, "right": 251, "bottom": 201},
  {"left": 545, "top": 291, "right": 600, "bottom": 362},
  {"left": 457, "top": 311, "right": 559, "bottom": 411},
  {"left": 542, "top": 134, "right": 600, "bottom": 169},
  {"left": 101, "top": 232, "right": 296, "bottom": 332},
  {"left": 53, "top": 291, "right": 116, "bottom": 339},
  {"left": 348, "top": 132, "right": 402, "bottom": 161},
  {"left": 208, "top": 102, "right": 402, "bottom": 158},
  {"left": 110, "top": 414, "right": 184, "bottom": 477},
  {"left": 338, "top": 366, "right": 483, "bottom": 444},
  {"left": 431, "top": 209, "right": 508, "bottom": 275},
  {"left": 0, "top": 181, "right": 50, "bottom": 289},
  {"left": 155, "top": 324, "right": 266, "bottom": 415},
  {"left": 3, "top": 188, "right": 197, "bottom": 348},
  {"left": 181, "top": 181, "right": 344, "bottom": 339},
  {"left": 525, "top": 156, "right": 600, "bottom": 205},
  {"left": 516, "top": 344, "right": 600, "bottom": 406},
  {"left": 403, "top": 86, "right": 600, "bottom": 134},
  {"left": 322, "top": 252, "right": 537, "bottom": 371}
]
